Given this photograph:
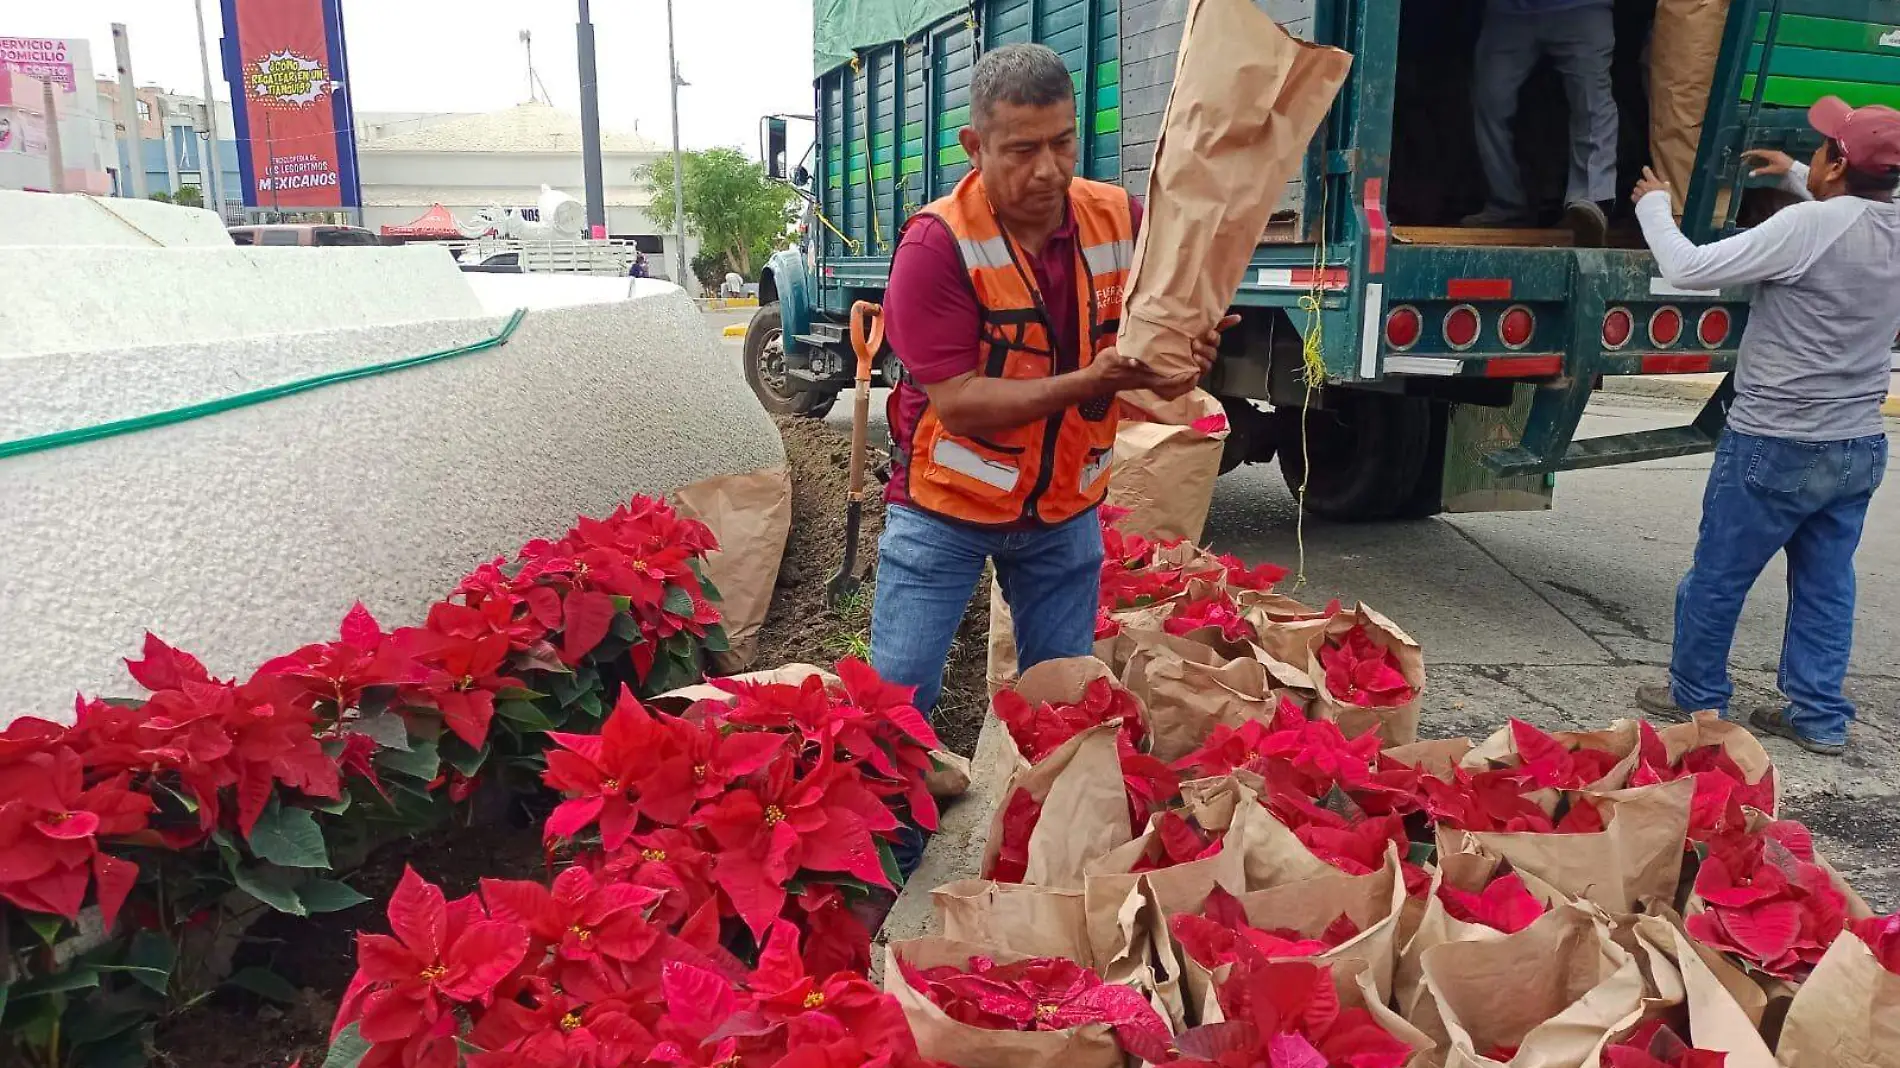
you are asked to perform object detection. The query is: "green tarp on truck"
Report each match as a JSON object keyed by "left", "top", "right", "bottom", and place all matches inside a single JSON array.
[{"left": 814, "top": 0, "right": 972, "bottom": 73}]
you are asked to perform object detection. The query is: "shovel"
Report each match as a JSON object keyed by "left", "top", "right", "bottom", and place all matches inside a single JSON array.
[{"left": 827, "top": 300, "right": 884, "bottom": 608}]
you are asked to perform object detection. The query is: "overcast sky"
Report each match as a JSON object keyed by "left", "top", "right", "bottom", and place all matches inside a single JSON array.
[{"left": 2, "top": 0, "right": 818, "bottom": 159}]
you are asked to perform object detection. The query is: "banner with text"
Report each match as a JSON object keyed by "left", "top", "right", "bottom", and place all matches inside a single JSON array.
[{"left": 222, "top": 0, "right": 360, "bottom": 209}]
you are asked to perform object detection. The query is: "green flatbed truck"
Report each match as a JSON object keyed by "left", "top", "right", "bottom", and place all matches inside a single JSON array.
[{"left": 746, "top": 0, "right": 1900, "bottom": 520}]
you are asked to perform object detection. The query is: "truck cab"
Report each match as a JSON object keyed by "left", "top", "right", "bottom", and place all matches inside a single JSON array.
[{"left": 748, "top": 0, "right": 1900, "bottom": 519}]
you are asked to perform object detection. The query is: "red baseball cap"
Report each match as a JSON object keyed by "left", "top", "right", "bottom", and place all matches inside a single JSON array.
[{"left": 1810, "top": 96, "right": 1900, "bottom": 171}]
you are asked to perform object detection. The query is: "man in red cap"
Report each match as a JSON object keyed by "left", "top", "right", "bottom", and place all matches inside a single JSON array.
[{"left": 1633, "top": 97, "right": 1900, "bottom": 755}]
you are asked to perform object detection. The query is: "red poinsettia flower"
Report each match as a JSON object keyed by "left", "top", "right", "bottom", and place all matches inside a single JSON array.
[
  {"left": 1165, "top": 594, "right": 1256, "bottom": 645},
  {"left": 1171, "top": 886, "right": 1361, "bottom": 969},
  {"left": 898, "top": 953, "right": 1173, "bottom": 1063},
  {"left": 1318, "top": 626, "right": 1415, "bottom": 708},
  {"left": 252, "top": 603, "right": 422, "bottom": 716},
  {"left": 1685, "top": 820, "right": 1847, "bottom": 979},
  {"left": 1629, "top": 721, "right": 1774, "bottom": 841},
  {"left": 587, "top": 828, "right": 718, "bottom": 929},
  {"left": 787, "top": 883, "right": 874, "bottom": 978},
  {"left": 1501, "top": 720, "right": 1625, "bottom": 791},
  {"left": 1437, "top": 871, "right": 1548, "bottom": 934},
  {"left": 0, "top": 747, "right": 148, "bottom": 926},
  {"left": 481, "top": 865, "right": 665, "bottom": 1000},
  {"left": 394, "top": 627, "right": 521, "bottom": 750},
  {"left": 832, "top": 657, "right": 943, "bottom": 835},
  {"left": 1095, "top": 607, "right": 1124, "bottom": 640},
  {"left": 543, "top": 689, "right": 678, "bottom": 851},
  {"left": 426, "top": 596, "right": 552, "bottom": 654},
  {"left": 1177, "top": 699, "right": 1382, "bottom": 800},
  {"left": 1850, "top": 913, "right": 1900, "bottom": 975},
  {"left": 467, "top": 982, "right": 659, "bottom": 1068},
  {"left": 987, "top": 788, "right": 1041, "bottom": 884},
  {"left": 740, "top": 919, "right": 918, "bottom": 1055},
  {"left": 994, "top": 677, "right": 1147, "bottom": 764},
  {"left": 1217, "top": 554, "right": 1290, "bottom": 592},
  {"left": 637, "top": 717, "right": 787, "bottom": 826},
  {"left": 1171, "top": 959, "right": 1411, "bottom": 1068},
  {"left": 692, "top": 752, "right": 899, "bottom": 939},
  {"left": 1417, "top": 765, "right": 1558, "bottom": 834},
  {"left": 1602, "top": 1021, "right": 1728, "bottom": 1068},
  {"left": 335, "top": 867, "right": 530, "bottom": 1048},
  {"left": 1131, "top": 811, "right": 1227, "bottom": 873}
]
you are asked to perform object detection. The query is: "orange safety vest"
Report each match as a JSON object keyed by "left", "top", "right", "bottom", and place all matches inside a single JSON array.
[{"left": 898, "top": 172, "right": 1135, "bottom": 527}]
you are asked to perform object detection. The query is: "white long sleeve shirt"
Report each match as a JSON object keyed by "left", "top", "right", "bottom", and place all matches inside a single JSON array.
[{"left": 1635, "top": 164, "right": 1900, "bottom": 440}]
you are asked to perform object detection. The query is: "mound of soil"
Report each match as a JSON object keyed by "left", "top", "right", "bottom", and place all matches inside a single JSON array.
[{"left": 753, "top": 416, "right": 989, "bottom": 759}]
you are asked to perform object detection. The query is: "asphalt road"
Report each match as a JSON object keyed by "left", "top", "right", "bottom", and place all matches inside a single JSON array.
[{"left": 710, "top": 311, "right": 1900, "bottom": 909}]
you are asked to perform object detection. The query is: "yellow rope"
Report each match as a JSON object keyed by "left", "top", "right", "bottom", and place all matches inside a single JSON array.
[
  {"left": 1292, "top": 181, "right": 1332, "bottom": 592},
  {"left": 812, "top": 204, "right": 861, "bottom": 254}
]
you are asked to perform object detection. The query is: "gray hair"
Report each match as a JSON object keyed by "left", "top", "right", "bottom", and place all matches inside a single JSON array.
[{"left": 971, "top": 43, "right": 1076, "bottom": 127}]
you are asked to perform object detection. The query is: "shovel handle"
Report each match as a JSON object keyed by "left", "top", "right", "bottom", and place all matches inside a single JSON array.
[{"left": 847, "top": 302, "right": 883, "bottom": 503}]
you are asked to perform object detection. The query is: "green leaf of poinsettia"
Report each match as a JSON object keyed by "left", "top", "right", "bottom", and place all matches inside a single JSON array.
[
  {"left": 376, "top": 740, "right": 441, "bottom": 782},
  {"left": 231, "top": 865, "right": 306, "bottom": 916},
  {"left": 349, "top": 712, "right": 411, "bottom": 752},
  {"left": 323, "top": 1023, "right": 372, "bottom": 1068},
  {"left": 663, "top": 586, "right": 696, "bottom": 618},
  {"left": 297, "top": 879, "right": 372, "bottom": 914},
  {"left": 246, "top": 802, "right": 330, "bottom": 868},
  {"left": 228, "top": 966, "right": 302, "bottom": 1005}
]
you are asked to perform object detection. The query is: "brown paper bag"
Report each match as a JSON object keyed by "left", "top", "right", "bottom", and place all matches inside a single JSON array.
[
  {"left": 1120, "top": 0, "right": 1353, "bottom": 375},
  {"left": 1107, "top": 389, "right": 1228, "bottom": 545},
  {"left": 1118, "top": 627, "right": 1285, "bottom": 762},
  {"left": 885, "top": 938, "right": 1125, "bottom": 1068},
  {"left": 1778, "top": 929, "right": 1900, "bottom": 1068},
  {"left": 1082, "top": 779, "right": 1261, "bottom": 971},
  {"left": 669, "top": 465, "right": 793, "bottom": 672},
  {"left": 1304, "top": 604, "right": 1427, "bottom": 746},
  {"left": 997, "top": 656, "right": 1135, "bottom": 769},
  {"left": 1424, "top": 904, "right": 1648, "bottom": 1068},
  {"left": 1226, "top": 849, "right": 1408, "bottom": 1005},
  {"left": 1594, "top": 915, "right": 1779, "bottom": 1068},
  {"left": 1385, "top": 737, "right": 1476, "bottom": 782},
  {"left": 1649, "top": 0, "right": 1731, "bottom": 215},
  {"left": 1647, "top": 711, "right": 1778, "bottom": 813},
  {"left": 981, "top": 722, "right": 1132, "bottom": 889},
  {"left": 1397, "top": 847, "right": 1570, "bottom": 1040},
  {"left": 1441, "top": 776, "right": 1696, "bottom": 914},
  {"left": 649, "top": 662, "right": 838, "bottom": 710},
  {"left": 931, "top": 880, "right": 1094, "bottom": 964}
]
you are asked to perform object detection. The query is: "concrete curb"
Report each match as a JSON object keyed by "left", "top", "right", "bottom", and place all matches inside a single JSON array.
[
  {"left": 873, "top": 708, "right": 1009, "bottom": 981},
  {"left": 694, "top": 296, "right": 760, "bottom": 311},
  {"left": 722, "top": 323, "right": 748, "bottom": 338}
]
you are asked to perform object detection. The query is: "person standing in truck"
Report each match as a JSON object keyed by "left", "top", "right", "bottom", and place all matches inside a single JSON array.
[
  {"left": 1633, "top": 97, "right": 1900, "bottom": 756},
  {"left": 1463, "top": 0, "right": 1620, "bottom": 245},
  {"left": 870, "top": 42, "right": 1226, "bottom": 718}
]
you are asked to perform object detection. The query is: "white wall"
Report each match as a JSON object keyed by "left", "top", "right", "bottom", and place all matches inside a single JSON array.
[
  {"left": 1, "top": 293, "right": 785, "bottom": 721},
  {"left": 359, "top": 149, "right": 662, "bottom": 192}
]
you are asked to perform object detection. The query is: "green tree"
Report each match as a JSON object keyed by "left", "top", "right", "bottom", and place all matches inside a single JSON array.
[
  {"left": 642, "top": 147, "right": 797, "bottom": 278},
  {"left": 147, "top": 190, "right": 173, "bottom": 203},
  {"left": 171, "top": 185, "right": 205, "bottom": 209}
]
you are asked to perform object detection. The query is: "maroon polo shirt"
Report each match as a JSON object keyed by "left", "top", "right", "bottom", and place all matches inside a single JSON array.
[{"left": 883, "top": 194, "right": 1143, "bottom": 516}]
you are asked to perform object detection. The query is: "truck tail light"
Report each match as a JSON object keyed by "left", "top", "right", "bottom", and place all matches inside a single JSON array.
[
  {"left": 1650, "top": 306, "right": 1684, "bottom": 348},
  {"left": 1443, "top": 305, "right": 1481, "bottom": 351},
  {"left": 1603, "top": 307, "right": 1634, "bottom": 349},
  {"left": 1697, "top": 307, "right": 1732, "bottom": 348},
  {"left": 1385, "top": 305, "right": 1422, "bottom": 350},
  {"left": 1499, "top": 305, "right": 1535, "bottom": 350}
]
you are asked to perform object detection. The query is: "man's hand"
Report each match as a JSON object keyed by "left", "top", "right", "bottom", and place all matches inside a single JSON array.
[
  {"left": 1087, "top": 348, "right": 1187, "bottom": 395},
  {"left": 1144, "top": 313, "right": 1241, "bottom": 399},
  {"left": 1632, "top": 166, "right": 1672, "bottom": 205},
  {"left": 1742, "top": 149, "right": 1796, "bottom": 177}
]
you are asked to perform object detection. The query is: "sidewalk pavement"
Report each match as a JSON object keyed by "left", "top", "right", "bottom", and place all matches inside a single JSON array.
[{"left": 1599, "top": 369, "right": 1900, "bottom": 417}]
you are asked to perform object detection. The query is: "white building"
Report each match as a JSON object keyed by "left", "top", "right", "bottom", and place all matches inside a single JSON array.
[{"left": 357, "top": 102, "right": 695, "bottom": 279}]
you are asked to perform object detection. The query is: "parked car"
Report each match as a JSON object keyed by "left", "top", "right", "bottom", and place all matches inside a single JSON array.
[{"left": 228, "top": 224, "right": 382, "bottom": 247}]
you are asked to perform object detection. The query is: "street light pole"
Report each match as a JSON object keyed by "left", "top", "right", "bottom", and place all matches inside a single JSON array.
[
  {"left": 577, "top": 0, "right": 608, "bottom": 238},
  {"left": 192, "top": 0, "right": 226, "bottom": 216},
  {"left": 666, "top": 0, "right": 688, "bottom": 288}
]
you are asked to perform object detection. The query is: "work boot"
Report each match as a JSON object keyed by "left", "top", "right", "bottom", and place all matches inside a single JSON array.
[
  {"left": 1634, "top": 683, "right": 1691, "bottom": 722},
  {"left": 1562, "top": 200, "right": 1612, "bottom": 248},
  {"left": 1748, "top": 706, "right": 1847, "bottom": 757},
  {"left": 1460, "top": 204, "right": 1534, "bottom": 228}
]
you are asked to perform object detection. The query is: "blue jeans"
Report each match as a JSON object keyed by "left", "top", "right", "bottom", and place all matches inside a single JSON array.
[
  {"left": 871, "top": 503, "right": 1104, "bottom": 715},
  {"left": 1671, "top": 429, "right": 1887, "bottom": 745}
]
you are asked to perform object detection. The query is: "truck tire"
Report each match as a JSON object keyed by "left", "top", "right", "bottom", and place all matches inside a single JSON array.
[
  {"left": 743, "top": 304, "right": 836, "bottom": 419},
  {"left": 1276, "top": 392, "right": 1432, "bottom": 521}
]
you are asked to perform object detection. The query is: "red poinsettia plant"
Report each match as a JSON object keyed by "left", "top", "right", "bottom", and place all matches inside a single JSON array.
[
  {"left": 1629, "top": 721, "right": 1775, "bottom": 841},
  {"left": 1165, "top": 958, "right": 1413, "bottom": 1068},
  {"left": 1171, "top": 886, "right": 1361, "bottom": 970},
  {"left": 1436, "top": 869, "right": 1548, "bottom": 934},
  {"left": 335, "top": 867, "right": 932, "bottom": 1068},
  {"left": 1317, "top": 626, "right": 1415, "bottom": 709},
  {"left": 1166, "top": 593, "right": 1258, "bottom": 646},
  {"left": 1684, "top": 819, "right": 1847, "bottom": 980},
  {"left": 1131, "top": 811, "right": 1229, "bottom": 873},
  {"left": 898, "top": 952, "right": 1174, "bottom": 1063},
  {"left": 539, "top": 660, "right": 940, "bottom": 946},
  {"left": 1601, "top": 1021, "right": 1727, "bottom": 1068}
]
